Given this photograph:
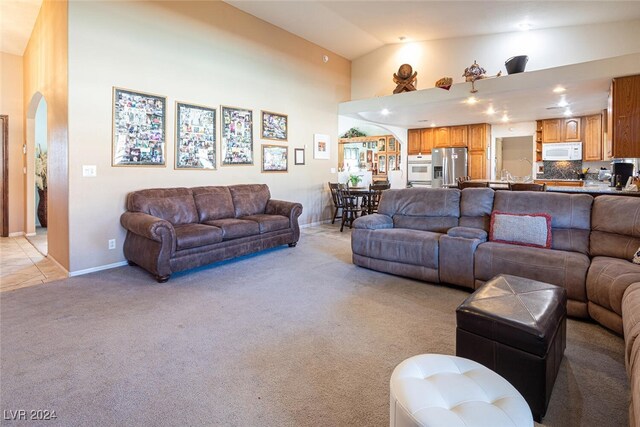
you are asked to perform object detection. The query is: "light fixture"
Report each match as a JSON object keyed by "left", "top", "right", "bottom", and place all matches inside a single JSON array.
[
  {"left": 381, "top": 108, "right": 390, "bottom": 116},
  {"left": 466, "top": 96, "right": 478, "bottom": 105},
  {"left": 501, "top": 113, "right": 509, "bottom": 122},
  {"left": 557, "top": 97, "right": 568, "bottom": 108},
  {"left": 430, "top": 123, "right": 436, "bottom": 128},
  {"left": 564, "top": 108, "right": 573, "bottom": 117},
  {"left": 516, "top": 22, "right": 533, "bottom": 31},
  {"left": 553, "top": 86, "right": 566, "bottom": 93},
  {"left": 485, "top": 105, "right": 495, "bottom": 115}
]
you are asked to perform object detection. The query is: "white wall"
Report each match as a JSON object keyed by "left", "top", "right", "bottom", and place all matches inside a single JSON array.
[
  {"left": 502, "top": 136, "right": 534, "bottom": 178},
  {"left": 352, "top": 20, "right": 640, "bottom": 99},
  {"left": 67, "top": 1, "right": 351, "bottom": 273}
]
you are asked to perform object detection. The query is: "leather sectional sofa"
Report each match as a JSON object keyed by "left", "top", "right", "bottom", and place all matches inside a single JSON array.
[
  {"left": 351, "top": 187, "right": 640, "bottom": 425},
  {"left": 120, "top": 184, "right": 302, "bottom": 282}
]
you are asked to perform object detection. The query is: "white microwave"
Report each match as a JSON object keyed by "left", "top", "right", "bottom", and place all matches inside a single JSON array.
[{"left": 542, "top": 142, "right": 582, "bottom": 161}]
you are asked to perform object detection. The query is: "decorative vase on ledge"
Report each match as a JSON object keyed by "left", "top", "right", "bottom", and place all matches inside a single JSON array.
[{"left": 37, "top": 188, "right": 47, "bottom": 228}]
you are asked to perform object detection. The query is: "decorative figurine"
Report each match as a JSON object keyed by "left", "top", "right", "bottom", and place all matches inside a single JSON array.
[
  {"left": 463, "top": 60, "right": 502, "bottom": 93},
  {"left": 393, "top": 64, "right": 418, "bottom": 94},
  {"left": 435, "top": 77, "right": 453, "bottom": 90}
]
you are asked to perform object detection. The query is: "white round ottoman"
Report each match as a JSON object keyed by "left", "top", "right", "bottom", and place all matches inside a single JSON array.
[{"left": 390, "top": 354, "right": 533, "bottom": 427}]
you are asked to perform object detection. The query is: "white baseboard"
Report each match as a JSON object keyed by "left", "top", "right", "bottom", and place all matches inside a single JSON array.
[
  {"left": 8, "top": 231, "right": 25, "bottom": 237},
  {"left": 69, "top": 261, "right": 128, "bottom": 277}
]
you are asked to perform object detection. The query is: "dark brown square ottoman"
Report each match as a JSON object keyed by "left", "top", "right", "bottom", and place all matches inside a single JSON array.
[{"left": 456, "top": 274, "right": 567, "bottom": 422}]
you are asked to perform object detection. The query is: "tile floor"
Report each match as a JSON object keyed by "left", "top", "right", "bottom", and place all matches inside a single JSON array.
[{"left": 0, "top": 235, "right": 67, "bottom": 292}]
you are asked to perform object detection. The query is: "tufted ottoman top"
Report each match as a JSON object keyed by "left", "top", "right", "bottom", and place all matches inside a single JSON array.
[{"left": 390, "top": 354, "right": 533, "bottom": 427}]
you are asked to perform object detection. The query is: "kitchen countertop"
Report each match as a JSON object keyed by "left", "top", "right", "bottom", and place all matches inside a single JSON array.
[{"left": 546, "top": 185, "right": 640, "bottom": 196}]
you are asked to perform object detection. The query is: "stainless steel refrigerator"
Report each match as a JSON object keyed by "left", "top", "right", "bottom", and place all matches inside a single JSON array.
[{"left": 431, "top": 147, "right": 468, "bottom": 188}]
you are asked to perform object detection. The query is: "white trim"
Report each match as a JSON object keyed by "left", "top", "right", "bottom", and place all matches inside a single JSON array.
[
  {"left": 69, "top": 261, "right": 128, "bottom": 277},
  {"left": 8, "top": 231, "right": 25, "bottom": 237}
]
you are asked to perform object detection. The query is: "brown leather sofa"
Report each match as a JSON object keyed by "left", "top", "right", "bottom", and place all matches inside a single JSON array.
[
  {"left": 352, "top": 187, "right": 640, "bottom": 426},
  {"left": 120, "top": 184, "right": 302, "bottom": 282}
]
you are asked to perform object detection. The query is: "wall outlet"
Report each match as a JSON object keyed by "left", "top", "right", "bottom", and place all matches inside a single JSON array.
[
  {"left": 108, "top": 239, "right": 116, "bottom": 250},
  {"left": 83, "top": 165, "right": 97, "bottom": 177}
]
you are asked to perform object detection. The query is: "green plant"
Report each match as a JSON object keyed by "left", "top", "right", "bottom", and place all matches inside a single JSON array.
[
  {"left": 341, "top": 127, "right": 366, "bottom": 138},
  {"left": 35, "top": 147, "right": 47, "bottom": 191},
  {"left": 349, "top": 174, "right": 362, "bottom": 187}
]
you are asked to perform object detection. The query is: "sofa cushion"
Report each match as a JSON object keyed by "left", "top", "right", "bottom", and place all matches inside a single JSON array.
[
  {"left": 623, "top": 283, "right": 640, "bottom": 427},
  {"left": 587, "top": 256, "right": 640, "bottom": 318},
  {"left": 492, "top": 190, "right": 593, "bottom": 254},
  {"left": 174, "top": 224, "right": 223, "bottom": 250},
  {"left": 351, "top": 228, "right": 440, "bottom": 269},
  {"left": 459, "top": 188, "right": 495, "bottom": 231},
  {"left": 192, "top": 186, "right": 235, "bottom": 222},
  {"left": 591, "top": 195, "right": 640, "bottom": 260},
  {"left": 127, "top": 187, "right": 198, "bottom": 225},
  {"left": 203, "top": 218, "right": 260, "bottom": 240},
  {"left": 240, "top": 214, "right": 289, "bottom": 233},
  {"left": 229, "top": 184, "right": 271, "bottom": 217},
  {"left": 378, "top": 188, "right": 460, "bottom": 233},
  {"left": 475, "top": 242, "right": 590, "bottom": 309},
  {"left": 489, "top": 211, "right": 552, "bottom": 248}
]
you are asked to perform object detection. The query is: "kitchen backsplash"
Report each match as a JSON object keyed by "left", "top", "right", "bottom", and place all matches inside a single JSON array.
[{"left": 540, "top": 160, "right": 583, "bottom": 179}]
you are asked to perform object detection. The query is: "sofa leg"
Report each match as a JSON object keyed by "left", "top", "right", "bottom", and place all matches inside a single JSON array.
[
  {"left": 288, "top": 242, "right": 297, "bottom": 247},
  {"left": 155, "top": 274, "right": 170, "bottom": 283},
  {"left": 127, "top": 260, "right": 137, "bottom": 267}
]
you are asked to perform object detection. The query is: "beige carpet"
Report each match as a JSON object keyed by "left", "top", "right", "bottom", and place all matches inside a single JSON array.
[{"left": 0, "top": 225, "right": 628, "bottom": 426}]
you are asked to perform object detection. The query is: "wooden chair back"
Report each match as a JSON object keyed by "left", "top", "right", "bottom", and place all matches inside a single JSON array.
[
  {"left": 508, "top": 182, "right": 546, "bottom": 191},
  {"left": 459, "top": 181, "right": 489, "bottom": 189}
]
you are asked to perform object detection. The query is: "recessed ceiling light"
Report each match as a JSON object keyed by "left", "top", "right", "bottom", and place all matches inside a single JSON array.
[
  {"left": 501, "top": 113, "right": 509, "bottom": 123},
  {"left": 553, "top": 86, "right": 566, "bottom": 93},
  {"left": 466, "top": 96, "right": 478, "bottom": 105},
  {"left": 486, "top": 105, "right": 495, "bottom": 115},
  {"left": 430, "top": 123, "right": 436, "bottom": 128},
  {"left": 517, "top": 22, "right": 533, "bottom": 31},
  {"left": 381, "top": 108, "right": 390, "bottom": 116},
  {"left": 564, "top": 108, "right": 573, "bottom": 117}
]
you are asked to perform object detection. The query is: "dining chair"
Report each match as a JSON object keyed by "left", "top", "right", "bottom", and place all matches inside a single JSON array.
[
  {"left": 328, "top": 182, "right": 343, "bottom": 224},
  {"left": 459, "top": 181, "right": 489, "bottom": 189},
  {"left": 508, "top": 182, "right": 546, "bottom": 191},
  {"left": 366, "top": 183, "right": 390, "bottom": 214},
  {"left": 337, "top": 183, "right": 359, "bottom": 232}
]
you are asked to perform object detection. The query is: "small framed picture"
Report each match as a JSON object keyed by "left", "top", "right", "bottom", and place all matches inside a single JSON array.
[
  {"left": 261, "top": 111, "right": 288, "bottom": 141},
  {"left": 175, "top": 102, "right": 216, "bottom": 170},
  {"left": 294, "top": 148, "right": 305, "bottom": 165},
  {"left": 262, "top": 144, "right": 288, "bottom": 172},
  {"left": 313, "top": 133, "right": 330, "bottom": 160},
  {"left": 112, "top": 87, "right": 166, "bottom": 167}
]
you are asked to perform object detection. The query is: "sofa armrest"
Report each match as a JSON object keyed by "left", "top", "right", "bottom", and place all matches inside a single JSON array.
[
  {"left": 120, "top": 212, "right": 175, "bottom": 244},
  {"left": 447, "top": 226, "right": 488, "bottom": 242},
  {"left": 353, "top": 214, "right": 393, "bottom": 230},
  {"left": 265, "top": 199, "right": 303, "bottom": 219}
]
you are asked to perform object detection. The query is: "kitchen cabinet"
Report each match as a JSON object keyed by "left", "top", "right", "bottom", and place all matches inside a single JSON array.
[
  {"left": 469, "top": 151, "right": 487, "bottom": 180},
  {"left": 449, "top": 126, "right": 468, "bottom": 147},
  {"left": 535, "top": 121, "right": 543, "bottom": 161},
  {"left": 468, "top": 124, "right": 489, "bottom": 151},
  {"left": 408, "top": 129, "right": 421, "bottom": 155},
  {"left": 534, "top": 180, "right": 584, "bottom": 187},
  {"left": 583, "top": 114, "right": 603, "bottom": 161},
  {"left": 607, "top": 74, "right": 640, "bottom": 158},
  {"left": 563, "top": 118, "right": 581, "bottom": 142},
  {"left": 542, "top": 119, "right": 562, "bottom": 143},
  {"left": 434, "top": 127, "right": 451, "bottom": 148}
]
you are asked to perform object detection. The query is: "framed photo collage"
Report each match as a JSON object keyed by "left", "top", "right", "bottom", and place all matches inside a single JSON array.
[{"left": 112, "top": 87, "right": 308, "bottom": 173}]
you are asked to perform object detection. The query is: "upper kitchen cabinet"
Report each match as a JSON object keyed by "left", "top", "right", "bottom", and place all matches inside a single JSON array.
[
  {"left": 434, "top": 127, "right": 451, "bottom": 148},
  {"left": 563, "top": 118, "right": 581, "bottom": 142},
  {"left": 408, "top": 129, "right": 421, "bottom": 155},
  {"left": 449, "top": 126, "right": 468, "bottom": 147},
  {"left": 607, "top": 74, "right": 640, "bottom": 158},
  {"left": 407, "top": 128, "right": 434, "bottom": 155},
  {"left": 542, "top": 119, "right": 562, "bottom": 143},
  {"left": 468, "top": 124, "right": 490, "bottom": 151},
  {"left": 583, "top": 114, "right": 603, "bottom": 161}
]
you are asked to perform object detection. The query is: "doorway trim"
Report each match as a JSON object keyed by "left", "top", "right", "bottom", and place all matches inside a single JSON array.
[{"left": 1, "top": 115, "right": 8, "bottom": 237}]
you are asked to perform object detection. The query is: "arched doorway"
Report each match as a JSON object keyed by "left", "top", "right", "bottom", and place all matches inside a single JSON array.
[{"left": 25, "top": 93, "right": 48, "bottom": 255}]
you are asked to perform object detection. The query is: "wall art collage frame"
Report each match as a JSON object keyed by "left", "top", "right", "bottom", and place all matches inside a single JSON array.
[{"left": 111, "top": 87, "right": 318, "bottom": 173}]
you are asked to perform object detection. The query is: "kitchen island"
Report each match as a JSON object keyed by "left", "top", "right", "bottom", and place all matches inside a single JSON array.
[{"left": 547, "top": 185, "right": 640, "bottom": 197}]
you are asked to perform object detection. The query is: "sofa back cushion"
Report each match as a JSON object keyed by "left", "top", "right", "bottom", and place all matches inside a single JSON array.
[
  {"left": 591, "top": 195, "right": 640, "bottom": 260},
  {"left": 492, "top": 191, "right": 593, "bottom": 254},
  {"left": 192, "top": 186, "right": 236, "bottom": 222},
  {"left": 229, "top": 184, "right": 271, "bottom": 217},
  {"left": 127, "top": 187, "right": 198, "bottom": 225},
  {"left": 378, "top": 188, "right": 460, "bottom": 232},
  {"left": 459, "top": 188, "right": 495, "bottom": 231}
]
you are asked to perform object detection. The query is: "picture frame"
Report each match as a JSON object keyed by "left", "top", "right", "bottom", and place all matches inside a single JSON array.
[
  {"left": 262, "top": 144, "right": 288, "bottom": 172},
  {"left": 294, "top": 148, "right": 305, "bottom": 165},
  {"left": 175, "top": 102, "right": 216, "bottom": 170},
  {"left": 261, "top": 110, "right": 288, "bottom": 141},
  {"left": 112, "top": 87, "right": 166, "bottom": 167},
  {"left": 221, "top": 106, "right": 253, "bottom": 165},
  {"left": 313, "top": 133, "right": 330, "bottom": 160}
]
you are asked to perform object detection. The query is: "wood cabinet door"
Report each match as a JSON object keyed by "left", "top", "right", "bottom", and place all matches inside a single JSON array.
[
  {"left": 468, "top": 150, "right": 486, "bottom": 180},
  {"left": 563, "top": 118, "right": 581, "bottom": 141},
  {"left": 583, "top": 115, "right": 603, "bottom": 161},
  {"left": 420, "top": 128, "right": 434, "bottom": 154},
  {"left": 434, "top": 127, "right": 450, "bottom": 148},
  {"left": 449, "top": 126, "right": 468, "bottom": 147},
  {"left": 611, "top": 75, "right": 640, "bottom": 158},
  {"left": 468, "top": 124, "right": 488, "bottom": 151},
  {"left": 542, "top": 119, "right": 562, "bottom": 143},
  {"left": 408, "top": 129, "right": 421, "bottom": 155}
]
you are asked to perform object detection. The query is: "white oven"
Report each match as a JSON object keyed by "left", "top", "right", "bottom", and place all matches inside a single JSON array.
[
  {"left": 542, "top": 142, "right": 582, "bottom": 161},
  {"left": 408, "top": 154, "right": 432, "bottom": 185}
]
